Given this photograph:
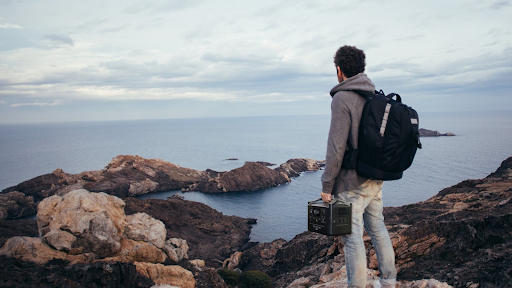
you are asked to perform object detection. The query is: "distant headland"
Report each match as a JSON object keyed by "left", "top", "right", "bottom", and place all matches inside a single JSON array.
[
  {"left": 419, "top": 128, "right": 455, "bottom": 137},
  {"left": 0, "top": 155, "right": 322, "bottom": 205}
]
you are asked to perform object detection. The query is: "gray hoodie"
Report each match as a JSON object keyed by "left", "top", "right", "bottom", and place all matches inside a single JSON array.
[{"left": 321, "top": 73, "right": 375, "bottom": 195}]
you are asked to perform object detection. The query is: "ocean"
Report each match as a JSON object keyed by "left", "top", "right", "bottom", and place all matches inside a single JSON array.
[{"left": 1, "top": 111, "right": 512, "bottom": 243}]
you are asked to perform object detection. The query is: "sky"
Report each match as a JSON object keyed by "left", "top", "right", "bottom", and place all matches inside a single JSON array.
[{"left": 0, "top": 0, "right": 511, "bottom": 124}]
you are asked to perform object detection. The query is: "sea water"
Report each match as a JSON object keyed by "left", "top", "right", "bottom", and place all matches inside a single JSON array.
[{"left": 1, "top": 111, "right": 512, "bottom": 242}]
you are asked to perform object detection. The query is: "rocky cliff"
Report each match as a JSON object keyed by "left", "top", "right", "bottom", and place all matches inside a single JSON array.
[
  {"left": 225, "top": 156, "right": 512, "bottom": 288},
  {"left": 1, "top": 155, "right": 321, "bottom": 217},
  {"left": 1, "top": 155, "right": 511, "bottom": 287}
]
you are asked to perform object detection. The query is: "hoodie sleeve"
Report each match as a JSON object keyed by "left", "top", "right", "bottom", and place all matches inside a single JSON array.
[{"left": 321, "top": 93, "right": 351, "bottom": 194}]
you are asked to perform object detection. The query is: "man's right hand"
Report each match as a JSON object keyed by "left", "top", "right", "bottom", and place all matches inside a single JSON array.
[{"left": 321, "top": 191, "right": 332, "bottom": 202}]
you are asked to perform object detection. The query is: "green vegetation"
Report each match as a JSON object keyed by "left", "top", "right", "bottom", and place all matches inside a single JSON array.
[
  {"left": 217, "top": 268, "right": 240, "bottom": 288},
  {"left": 240, "top": 270, "right": 272, "bottom": 288},
  {"left": 217, "top": 269, "right": 273, "bottom": 288}
]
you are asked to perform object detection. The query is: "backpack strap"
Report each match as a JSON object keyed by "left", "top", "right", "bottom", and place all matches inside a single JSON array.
[
  {"left": 340, "top": 89, "right": 378, "bottom": 169},
  {"left": 347, "top": 89, "right": 376, "bottom": 147}
]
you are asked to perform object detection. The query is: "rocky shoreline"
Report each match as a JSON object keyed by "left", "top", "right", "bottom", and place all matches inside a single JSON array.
[
  {"left": 0, "top": 155, "right": 511, "bottom": 287},
  {"left": 1, "top": 155, "right": 321, "bottom": 214}
]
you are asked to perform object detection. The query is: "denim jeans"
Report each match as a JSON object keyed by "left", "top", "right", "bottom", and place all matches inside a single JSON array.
[{"left": 337, "top": 179, "right": 397, "bottom": 288}]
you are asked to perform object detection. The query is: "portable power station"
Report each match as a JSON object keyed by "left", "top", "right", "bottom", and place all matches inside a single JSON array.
[{"left": 308, "top": 198, "right": 351, "bottom": 236}]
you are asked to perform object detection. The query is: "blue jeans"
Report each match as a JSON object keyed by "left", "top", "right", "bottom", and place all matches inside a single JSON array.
[{"left": 337, "top": 179, "right": 397, "bottom": 288}]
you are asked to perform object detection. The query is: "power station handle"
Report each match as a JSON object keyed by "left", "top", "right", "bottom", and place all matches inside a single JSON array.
[{"left": 308, "top": 198, "right": 340, "bottom": 205}]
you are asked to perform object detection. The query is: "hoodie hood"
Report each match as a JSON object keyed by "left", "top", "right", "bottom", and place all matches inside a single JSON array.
[{"left": 329, "top": 73, "right": 375, "bottom": 97}]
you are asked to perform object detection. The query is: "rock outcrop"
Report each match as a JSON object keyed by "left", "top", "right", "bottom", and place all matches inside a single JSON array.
[
  {"left": 0, "top": 256, "right": 155, "bottom": 288},
  {"left": 383, "top": 156, "right": 512, "bottom": 288},
  {"left": 1, "top": 155, "right": 322, "bottom": 209},
  {"left": 1, "top": 156, "right": 206, "bottom": 202},
  {"left": 419, "top": 128, "right": 455, "bottom": 137},
  {"left": 187, "top": 162, "right": 289, "bottom": 193},
  {"left": 134, "top": 262, "right": 195, "bottom": 288},
  {"left": 124, "top": 197, "right": 255, "bottom": 267},
  {"left": 0, "top": 189, "right": 198, "bottom": 287},
  {"left": 186, "top": 158, "right": 320, "bottom": 193},
  {"left": 227, "top": 156, "right": 512, "bottom": 288},
  {"left": 0, "top": 191, "right": 36, "bottom": 220},
  {"left": 0, "top": 188, "right": 255, "bottom": 287},
  {"left": 37, "top": 189, "right": 127, "bottom": 258}
]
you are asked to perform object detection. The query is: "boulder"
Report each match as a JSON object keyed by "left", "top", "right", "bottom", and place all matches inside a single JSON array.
[
  {"left": 163, "top": 238, "right": 189, "bottom": 263},
  {"left": 37, "top": 189, "right": 126, "bottom": 258},
  {"left": 223, "top": 251, "right": 243, "bottom": 270},
  {"left": 400, "top": 279, "right": 453, "bottom": 288},
  {"left": 0, "top": 236, "right": 91, "bottom": 265},
  {"left": 125, "top": 212, "right": 166, "bottom": 249},
  {"left": 0, "top": 189, "right": 202, "bottom": 287},
  {"left": 43, "top": 229, "right": 76, "bottom": 251},
  {"left": 116, "top": 238, "right": 167, "bottom": 263},
  {"left": 134, "top": 262, "right": 195, "bottom": 288},
  {"left": 189, "top": 259, "right": 205, "bottom": 268},
  {"left": 0, "top": 219, "right": 38, "bottom": 248}
]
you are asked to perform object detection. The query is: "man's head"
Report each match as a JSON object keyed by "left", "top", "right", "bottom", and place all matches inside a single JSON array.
[{"left": 333, "top": 46, "right": 366, "bottom": 82}]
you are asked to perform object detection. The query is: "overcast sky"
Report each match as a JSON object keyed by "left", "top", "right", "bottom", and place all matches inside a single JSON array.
[{"left": 0, "top": 0, "right": 511, "bottom": 124}]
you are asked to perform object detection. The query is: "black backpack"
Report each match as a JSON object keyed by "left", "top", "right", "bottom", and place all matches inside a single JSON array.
[{"left": 341, "top": 90, "right": 422, "bottom": 180}]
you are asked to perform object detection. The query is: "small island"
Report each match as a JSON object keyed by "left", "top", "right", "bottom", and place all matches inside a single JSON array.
[{"left": 419, "top": 128, "right": 455, "bottom": 137}]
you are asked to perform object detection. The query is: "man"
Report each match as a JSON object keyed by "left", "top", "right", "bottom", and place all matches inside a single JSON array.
[{"left": 320, "top": 45, "right": 397, "bottom": 288}]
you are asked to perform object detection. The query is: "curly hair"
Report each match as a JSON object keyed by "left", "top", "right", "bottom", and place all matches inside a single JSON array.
[{"left": 333, "top": 46, "right": 366, "bottom": 78}]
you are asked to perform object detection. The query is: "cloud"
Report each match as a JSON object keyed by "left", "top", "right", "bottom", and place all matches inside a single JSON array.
[
  {"left": 123, "top": 0, "right": 201, "bottom": 15},
  {"left": 10, "top": 100, "right": 62, "bottom": 107},
  {"left": 489, "top": 0, "right": 512, "bottom": 9},
  {"left": 0, "top": 22, "right": 22, "bottom": 29},
  {"left": 100, "top": 25, "right": 130, "bottom": 34},
  {"left": 44, "top": 34, "right": 74, "bottom": 46},
  {"left": 1, "top": 0, "right": 511, "bottom": 123},
  {"left": 395, "top": 35, "right": 425, "bottom": 42},
  {"left": 70, "top": 18, "right": 109, "bottom": 34},
  {"left": 0, "top": 17, "right": 22, "bottom": 29}
]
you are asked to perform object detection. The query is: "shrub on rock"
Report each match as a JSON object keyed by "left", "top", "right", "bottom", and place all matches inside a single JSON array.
[
  {"left": 217, "top": 268, "right": 240, "bottom": 287},
  {"left": 240, "top": 270, "right": 272, "bottom": 288}
]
